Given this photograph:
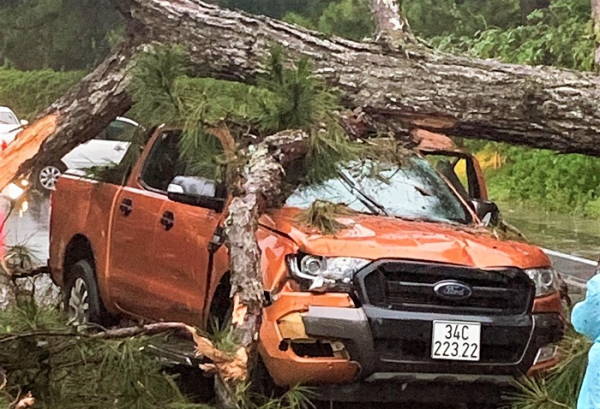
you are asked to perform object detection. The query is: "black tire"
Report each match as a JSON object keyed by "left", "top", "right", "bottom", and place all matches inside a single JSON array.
[
  {"left": 34, "top": 162, "right": 67, "bottom": 195},
  {"left": 63, "top": 259, "right": 106, "bottom": 327},
  {"left": 251, "top": 356, "right": 285, "bottom": 400}
]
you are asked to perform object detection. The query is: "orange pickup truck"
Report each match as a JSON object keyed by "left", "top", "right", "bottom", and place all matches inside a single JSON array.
[{"left": 49, "top": 126, "right": 564, "bottom": 406}]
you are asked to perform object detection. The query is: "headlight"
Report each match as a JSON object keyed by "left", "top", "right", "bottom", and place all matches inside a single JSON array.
[
  {"left": 525, "top": 267, "right": 558, "bottom": 297},
  {"left": 288, "top": 254, "right": 370, "bottom": 292}
]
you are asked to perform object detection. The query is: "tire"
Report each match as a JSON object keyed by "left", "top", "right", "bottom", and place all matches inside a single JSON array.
[
  {"left": 251, "top": 356, "right": 284, "bottom": 399},
  {"left": 35, "top": 162, "right": 67, "bottom": 194},
  {"left": 64, "top": 259, "right": 106, "bottom": 327}
]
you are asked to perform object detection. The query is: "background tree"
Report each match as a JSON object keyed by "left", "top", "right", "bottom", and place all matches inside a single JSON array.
[{"left": 0, "top": 0, "right": 123, "bottom": 70}]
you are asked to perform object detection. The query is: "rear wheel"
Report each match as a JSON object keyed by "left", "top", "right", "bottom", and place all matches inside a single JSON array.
[{"left": 64, "top": 259, "right": 106, "bottom": 327}]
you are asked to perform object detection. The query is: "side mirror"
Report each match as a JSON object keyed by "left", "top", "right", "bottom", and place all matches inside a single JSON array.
[
  {"left": 471, "top": 199, "right": 500, "bottom": 227},
  {"left": 20, "top": 119, "right": 29, "bottom": 126},
  {"left": 167, "top": 176, "right": 226, "bottom": 213}
]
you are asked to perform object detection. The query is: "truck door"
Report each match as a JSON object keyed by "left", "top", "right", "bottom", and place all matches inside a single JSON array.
[
  {"left": 153, "top": 184, "right": 223, "bottom": 325},
  {"left": 109, "top": 130, "right": 222, "bottom": 325},
  {"left": 425, "top": 151, "right": 488, "bottom": 201},
  {"left": 108, "top": 131, "right": 179, "bottom": 320}
]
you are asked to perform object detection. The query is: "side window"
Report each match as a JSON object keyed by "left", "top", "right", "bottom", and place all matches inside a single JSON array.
[
  {"left": 426, "top": 154, "right": 483, "bottom": 200},
  {"left": 141, "top": 132, "right": 185, "bottom": 192},
  {"left": 97, "top": 120, "right": 137, "bottom": 142},
  {"left": 140, "top": 131, "right": 224, "bottom": 193}
]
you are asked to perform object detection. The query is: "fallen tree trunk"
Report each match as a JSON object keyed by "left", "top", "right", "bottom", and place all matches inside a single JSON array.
[
  {"left": 220, "top": 129, "right": 309, "bottom": 403},
  {"left": 129, "top": 0, "right": 600, "bottom": 156},
  {"left": 4, "top": 0, "right": 600, "bottom": 191}
]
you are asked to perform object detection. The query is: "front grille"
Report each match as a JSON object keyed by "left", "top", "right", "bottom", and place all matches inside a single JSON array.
[
  {"left": 354, "top": 261, "right": 535, "bottom": 366},
  {"left": 357, "top": 261, "right": 534, "bottom": 316}
]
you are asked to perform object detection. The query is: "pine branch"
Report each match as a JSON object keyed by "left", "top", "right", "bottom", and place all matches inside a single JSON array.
[{"left": 0, "top": 322, "right": 192, "bottom": 344}]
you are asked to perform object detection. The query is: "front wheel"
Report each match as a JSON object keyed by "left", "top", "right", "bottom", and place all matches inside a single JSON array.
[{"left": 64, "top": 259, "right": 106, "bottom": 327}]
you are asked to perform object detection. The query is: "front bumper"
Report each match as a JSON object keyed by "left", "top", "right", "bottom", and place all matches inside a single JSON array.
[
  {"left": 303, "top": 306, "right": 563, "bottom": 377},
  {"left": 260, "top": 294, "right": 563, "bottom": 403}
]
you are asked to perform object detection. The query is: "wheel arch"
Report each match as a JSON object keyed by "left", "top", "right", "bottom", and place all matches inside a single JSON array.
[
  {"left": 63, "top": 234, "right": 96, "bottom": 283},
  {"left": 206, "top": 271, "right": 231, "bottom": 328}
]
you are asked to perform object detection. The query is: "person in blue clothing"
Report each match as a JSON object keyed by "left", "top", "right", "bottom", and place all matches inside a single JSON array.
[{"left": 572, "top": 274, "right": 600, "bottom": 409}]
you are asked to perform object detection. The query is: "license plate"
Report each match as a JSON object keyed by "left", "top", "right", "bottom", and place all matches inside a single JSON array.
[{"left": 431, "top": 321, "right": 481, "bottom": 361}]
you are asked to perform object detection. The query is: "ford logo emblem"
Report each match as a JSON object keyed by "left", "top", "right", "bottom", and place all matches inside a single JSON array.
[{"left": 433, "top": 280, "right": 473, "bottom": 300}]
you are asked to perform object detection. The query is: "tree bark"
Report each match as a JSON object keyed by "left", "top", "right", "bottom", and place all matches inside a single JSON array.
[
  {"left": 370, "top": 0, "right": 415, "bottom": 44},
  {"left": 221, "top": 130, "right": 308, "bottom": 402},
  {"left": 128, "top": 0, "right": 600, "bottom": 156},
  {"left": 593, "top": 0, "right": 600, "bottom": 71}
]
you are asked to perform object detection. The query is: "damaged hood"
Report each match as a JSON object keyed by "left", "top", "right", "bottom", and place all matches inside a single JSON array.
[{"left": 260, "top": 207, "right": 549, "bottom": 270}]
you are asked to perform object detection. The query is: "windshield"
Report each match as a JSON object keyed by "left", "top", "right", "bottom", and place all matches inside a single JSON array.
[
  {"left": 0, "top": 112, "right": 18, "bottom": 125},
  {"left": 286, "top": 157, "right": 473, "bottom": 225}
]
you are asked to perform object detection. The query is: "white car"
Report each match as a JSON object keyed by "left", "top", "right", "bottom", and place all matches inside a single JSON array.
[
  {"left": 35, "top": 117, "right": 138, "bottom": 192},
  {"left": 0, "top": 106, "right": 28, "bottom": 150}
]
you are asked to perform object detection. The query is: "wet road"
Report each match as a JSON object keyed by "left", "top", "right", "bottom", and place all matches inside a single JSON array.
[
  {"left": 1, "top": 193, "right": 50, "bottom": 266},
  {"left": 499, "top": 201, "right": 599, "bottom": 288}
]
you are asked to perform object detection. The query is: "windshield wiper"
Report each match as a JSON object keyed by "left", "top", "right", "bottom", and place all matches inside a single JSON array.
[{"left": 338, "top": 171, "right": 389, "bottom": 216}]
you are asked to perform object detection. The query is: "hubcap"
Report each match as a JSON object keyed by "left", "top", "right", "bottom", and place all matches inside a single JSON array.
[
  {"left": 67, "top": 278, "right": 90, "bottom": 327},
  {"left": 39, "top": 165, "right": 62, "bottom": 191}
]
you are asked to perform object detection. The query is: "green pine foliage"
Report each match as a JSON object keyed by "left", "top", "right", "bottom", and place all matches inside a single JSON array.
[
  {"left": 510, "top": 330, "right": 591, "bottom": 409},
  {"left": 0, "top": 304, "right": 202, "bottom": 409},
  {"left": 129, "top": 45, "right": 362, "bottom": 187}
]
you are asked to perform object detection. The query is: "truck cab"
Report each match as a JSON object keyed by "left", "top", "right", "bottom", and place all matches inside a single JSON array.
[{"left": 48, "top": 125, "right": 564, "bottom": 406}]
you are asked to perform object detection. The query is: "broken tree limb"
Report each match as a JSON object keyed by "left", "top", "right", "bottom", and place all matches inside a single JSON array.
[
  {"left": 222, "top": 129, "right": 309, "bottom": 396},
  {"left": 0, "top": 36, "right": 141, "bottom": 189}
]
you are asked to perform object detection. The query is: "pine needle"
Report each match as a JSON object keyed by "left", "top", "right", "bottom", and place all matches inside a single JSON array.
[{"left": 297, "top": 200, "right": 354, "bottom": 235}]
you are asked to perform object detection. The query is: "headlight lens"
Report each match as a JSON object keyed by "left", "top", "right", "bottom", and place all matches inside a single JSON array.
[
  {"left": 288, "top": 254, "right": 370, "bottom": 292},
  {"left": 525, "top": 267, "right": 558, "bottom": 297}
]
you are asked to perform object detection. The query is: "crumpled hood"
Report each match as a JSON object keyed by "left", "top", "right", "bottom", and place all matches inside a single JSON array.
[
  {"left": 572, "top": 275, "right": 600, "bottom": 342},
  {"left": 260, "top": 208, "right": 550, "bottom": 270}
]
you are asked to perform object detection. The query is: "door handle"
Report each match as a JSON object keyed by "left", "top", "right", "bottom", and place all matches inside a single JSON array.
[
  {"left": 160, "top": 211, "right": 175, "bottom": 231},
  {"left": 119, "top": 198, "right": 133, "bottom": 216}
]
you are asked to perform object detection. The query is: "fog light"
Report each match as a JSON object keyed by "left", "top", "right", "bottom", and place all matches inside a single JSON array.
[
  {"left": 277, "top": 313, "right": 307, "bottom": 340},
  {"left": 534, "top": 345, "right": 558, "bottom": 365}
]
